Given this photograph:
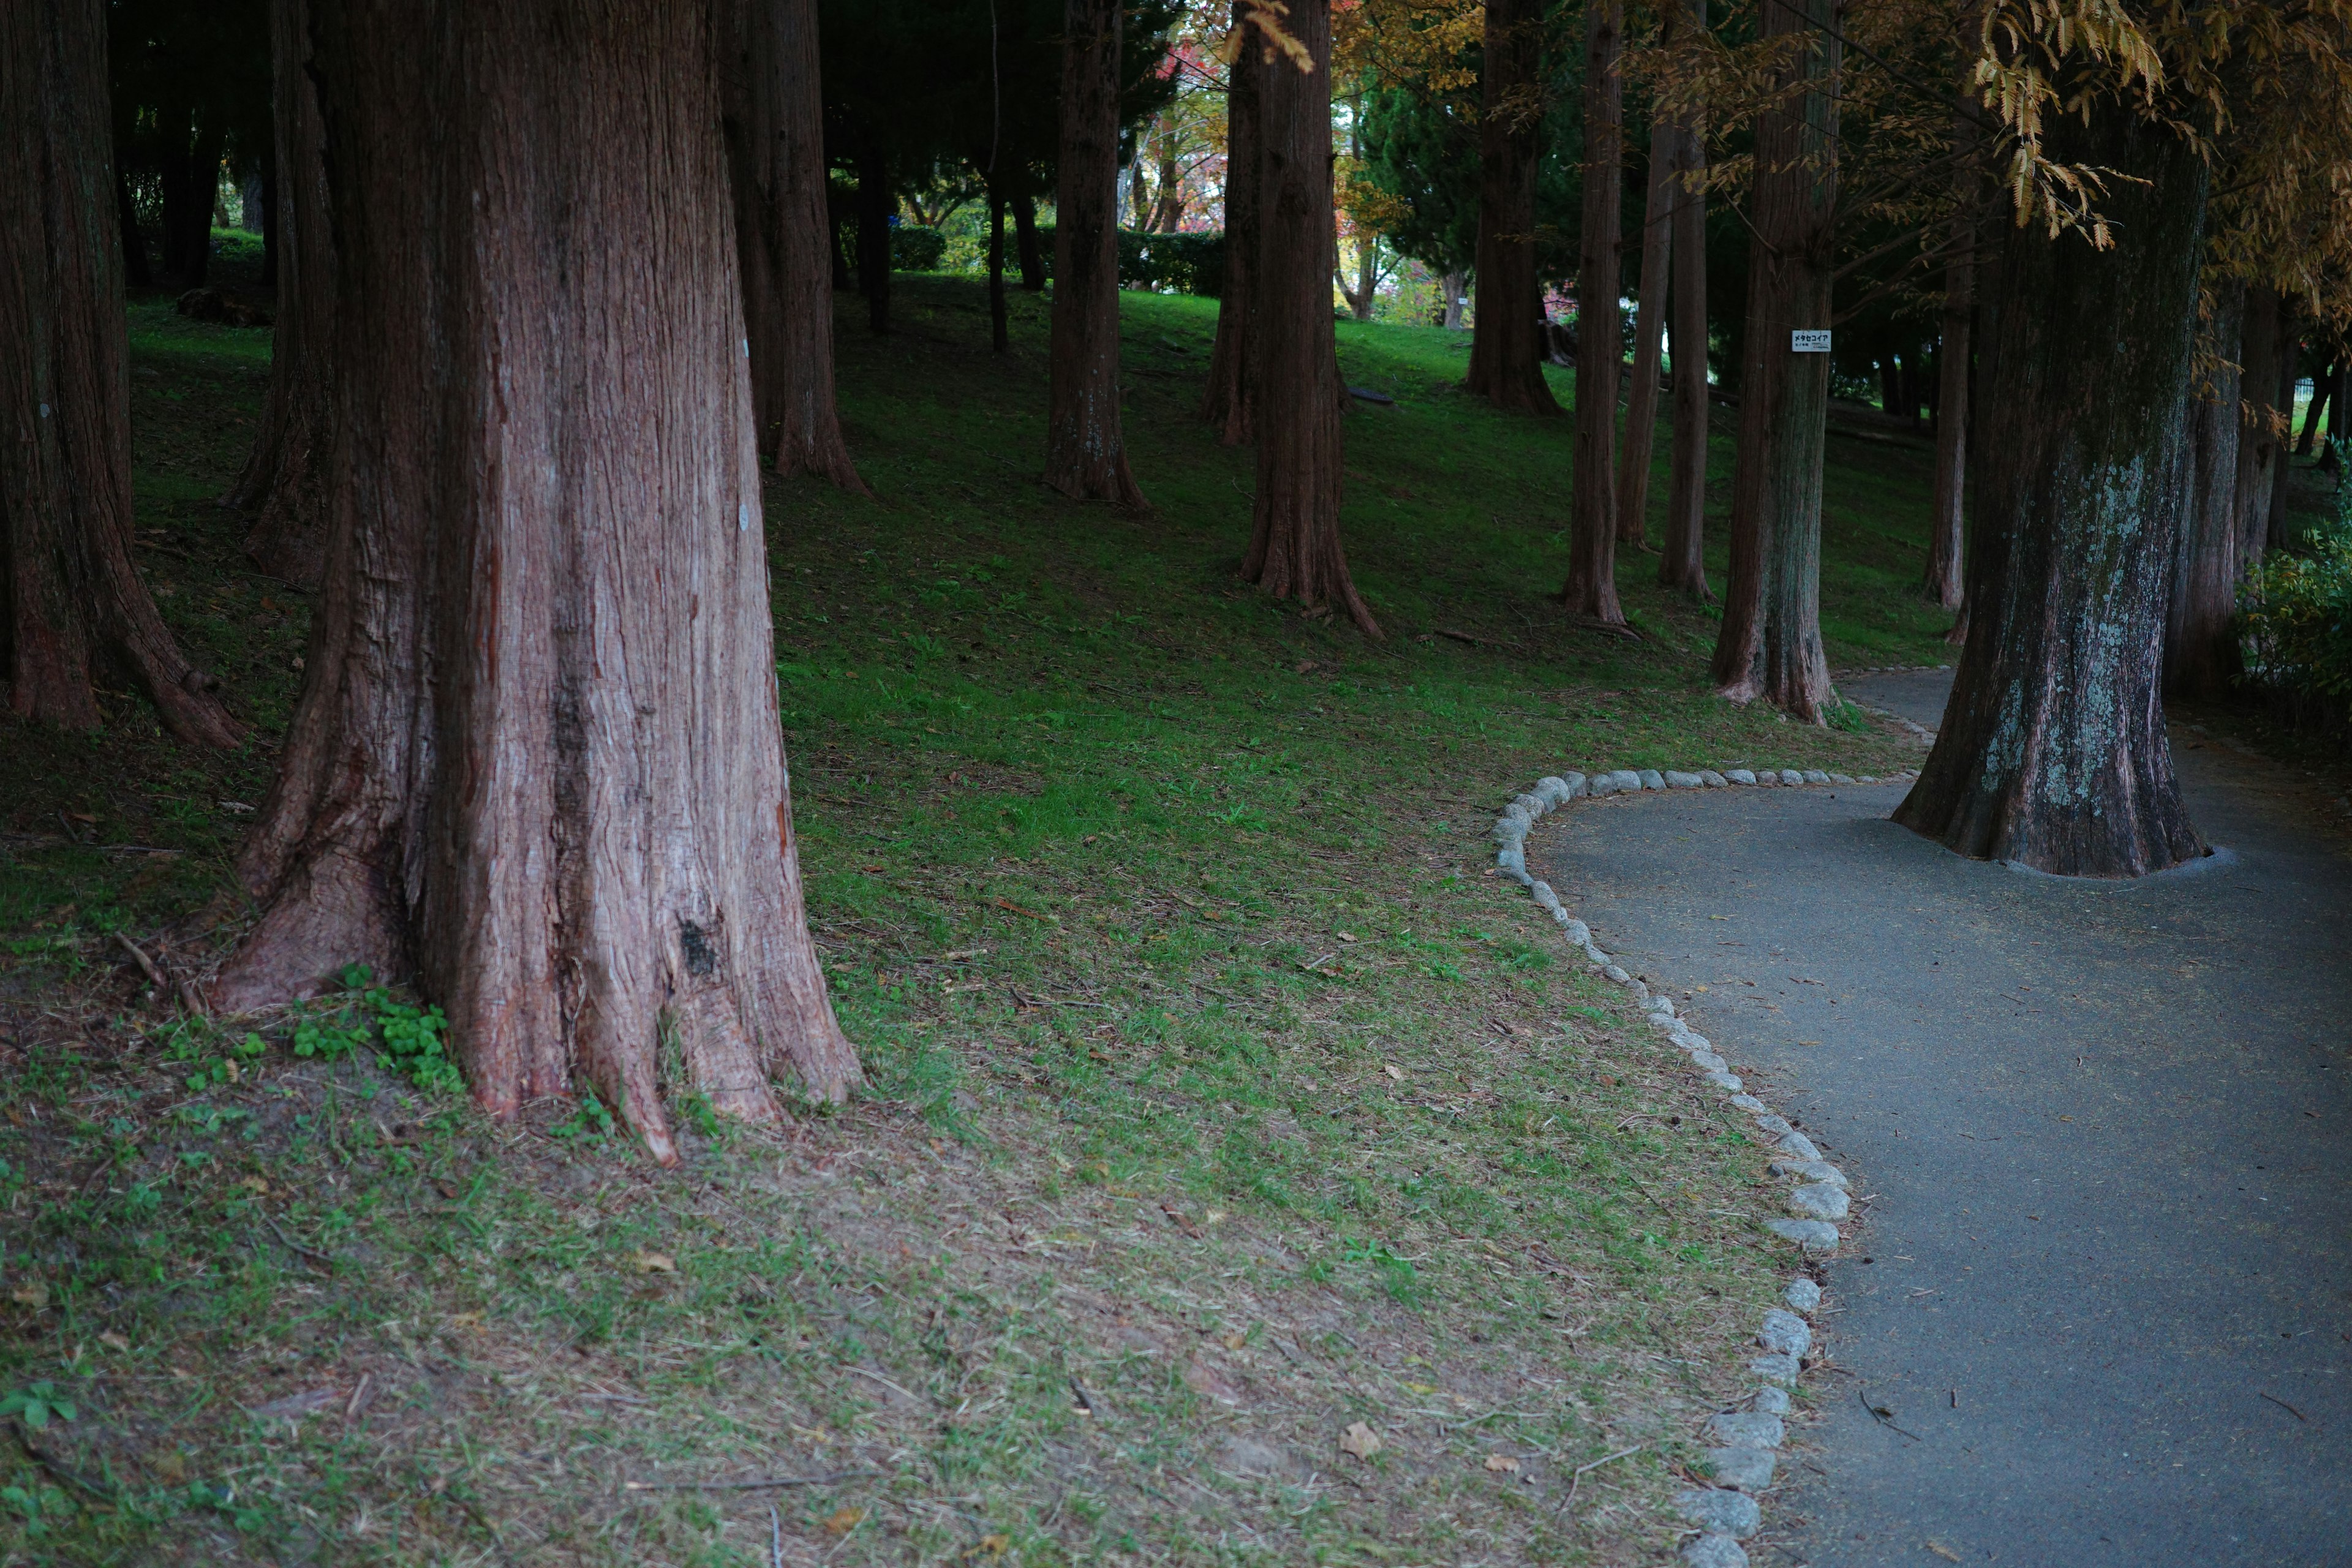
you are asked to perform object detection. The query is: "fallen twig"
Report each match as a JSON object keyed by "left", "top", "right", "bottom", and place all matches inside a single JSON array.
[
  {"left": 113, "top": 932, "right": 167, "bottom": 993},
  {"left": 2259, "top": 1392, "right": 2307, "bottom": 1422},
  {"left": 1560, "top": 1443, "right": 1642, "bottom": 1513},
  {"left": 1859, "top": 1387, "right": 1921, "bottom": 1441},
  {"left": 264, "top": 1215, "right": 336, "bottom": 1271}
]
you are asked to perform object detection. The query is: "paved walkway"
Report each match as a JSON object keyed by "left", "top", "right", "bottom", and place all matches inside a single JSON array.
[{"left": 1531, "top": 674, "right": 2351, "bottom": 1566}]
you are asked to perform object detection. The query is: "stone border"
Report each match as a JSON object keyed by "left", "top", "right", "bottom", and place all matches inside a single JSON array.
[{"left": 1491, "top": 765, "right": 1915, "bottom": 1568}]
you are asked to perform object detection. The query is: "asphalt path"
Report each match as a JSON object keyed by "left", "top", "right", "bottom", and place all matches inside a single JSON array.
[{"left": 1529, "top": 673, "right": 2351, "bottom": 1567}]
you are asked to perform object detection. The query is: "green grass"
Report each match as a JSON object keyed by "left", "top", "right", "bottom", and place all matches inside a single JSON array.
[{"left": 0, "top": 273, "right": 1939, "bottom": 1564}]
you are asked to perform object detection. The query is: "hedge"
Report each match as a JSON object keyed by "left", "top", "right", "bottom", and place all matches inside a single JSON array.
[
  {"left": 1028, "top": 228, "right": 1226, "bottom": 296},
  {"left": 2241, "top": 523, "right": 2352, "bottom": 742}
]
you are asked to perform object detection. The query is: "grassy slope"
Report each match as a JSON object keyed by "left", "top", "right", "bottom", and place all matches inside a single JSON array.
[{"left": 0, "top": 274, "right": 1940, "bottom": 1565}]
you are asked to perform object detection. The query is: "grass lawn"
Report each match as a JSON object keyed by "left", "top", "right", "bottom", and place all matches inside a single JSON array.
[{"left": 0, "top": 270, "right": 1942, "bottom": 1565}]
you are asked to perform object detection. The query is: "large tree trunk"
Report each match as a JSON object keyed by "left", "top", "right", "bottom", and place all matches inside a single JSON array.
[
  {"left": 1660, "top": 28, "right": 1709, "bottom": 599},
  {"left": 1, "top": 0, "right": 242, "bottom": 747},
  {"left": 2233, "top": 284, "right": 2284, "bottom": 572},
  {"left": 1439, "top": 268, "right": 1466, "bottom": 330},
  {"left": 1709, "top": 0, "right": 1840, "bottom": 718},
  {"left": 213, "top": 0, "right": 858, "bottom": 1159},
  {"left": 1012, "top": 191, "right": 1046, "bottom": 289},
  {"left": 1243, "top": 0, "right": 1376, "bottom": 636},
  {"left": 854, "top": 136, "right": 889, "bottom": 334},
  {"left": 1559, "top": 0, "right": 1624, "bottom": 621},
  {"left": 1924, "top": 101, "right": 1977, "bottom": 609},
  {"left": 1200, "top": 3, "right": 1259, "bottom": 445},
  {"left": 1464, "top": 0, "right": 1559, "bottom": 413},
  {"left": 1617, "top": 117, "right": 1675, "bottom": 549},
  {"left": 2163, "top": 283, "right": 2244, "bottom": 699},
  {"left": 1045, "top": 0, "right": 1144, "bottom": 505},
  {"left": 225, "top": 0, "right": 336, "bottom": 590},
  {"left": 1893, "top": 111, "right": 2209, "bottom": 877},
  {"left": 716, "top": 0, "right": 864, "bottom": 491}
]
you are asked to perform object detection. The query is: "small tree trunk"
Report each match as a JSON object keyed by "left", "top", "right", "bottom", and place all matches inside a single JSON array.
[
  {"left": 715, "top": 0, "right": 864, "bottom": 490},
  {"left": 113, "top": 167, "right": 151, "bottom": 287},
  {"left": 1709, "top": 0, "right": 1839, "bottom": 718},
  {"left": 1045, "top": 0, "right": 1143, "bottom": 505},
  {"left": 213, "top": 0, "right": 858, "bottom": 1156},
  {"left": 1893, "top": 111, "right": 2209, "bottom": 877},
  {"left": 1924, "top": 102, "right": 1977, "bottom": 609},
  {"left": 1439, "top": 268, "right": 1466, "bottom": 329},
  {"left": 987, "top": 182, "right": 1010, "bottom": 352},
  {"left": 1464, "top": 0, "right": 1560, "bottom": 413},
  {"left": 2163, "top": 284, "right": 2247, "bottom": 699},
  {"left": 225, "top": 0, "right": 336, "bottom": 590},
  {"left": 2233, "top": 285, "right": 2283, "bottom": 571},
  {"left": 1349, "top": 232, "right": 1378, "bottom": 321},
  {"left": 1617, "top": 116, "right": 1675, "bottom": 549},
  {"left": 1200, "top": 4, "right": 1260, "bottom": 445},
  {"left": 1243, "top": 0, "right": 1376, "bottom": 636},
  {"left": 855, "top": 137, "right": 889, "bottom": 334},
  {"left": 2261, "top": 300, "right": 2297, "bottom": 564},
  {"left": 2, "top": 0, "right": 242, "bottom": 747},
  {"left": 1559, "top": 0, "right": 1624, "bottom": 621},
  {"left": 2296, "top": 360, "right": 2329, "bottom": 454},
  {"left": 1013, "top": 191, "right": 1046, "bottom": 289},
  {"left": 1660, "top": 38, "right": 1710, "bottom": 600}
]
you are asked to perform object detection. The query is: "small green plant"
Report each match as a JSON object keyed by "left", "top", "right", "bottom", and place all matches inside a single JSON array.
[
  {"left": 1826, "top": 698, "right": 1870, "bottom": 734},
  {"left": 549, "top": 1088, "right": 618, "bottom": 1142},
  {"left": 0, "top": 1381, "right": 78, "bottom": 1430},
  {"left": 1, "top": 1480, "right": 70, "bottom": 1535},
  {"left": 292, "top": 966, "right": 461, "bottom": 1094}
]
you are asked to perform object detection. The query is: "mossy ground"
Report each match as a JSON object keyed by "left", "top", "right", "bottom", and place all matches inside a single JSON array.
[{"left": 0, "top": 264, "right": 1944, "bottom": 1565}]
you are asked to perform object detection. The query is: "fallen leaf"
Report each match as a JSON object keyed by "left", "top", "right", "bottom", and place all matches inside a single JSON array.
[
  {"left": 824, "top": 1505, "right": 867, "bottom": 1535},
  {"left": 98, "top": 1332, "right": 130, "bottom": 1352},
  {"left": 1484, "top": 1453, "right": 1520, "bottom": 1473},
  {"left": 980, "top": 1535, "right": 1010, "bottom": 1556},
  {"left": 1223, "top": 1330, "right": 1248, "bottom": 1351},
  {"left": 1403, "top": 1381, "right": 1439, "bottom": 1395},
  {"left": 1338, "top": 1420, "right": 1383, "bottom": 1459},
  {"left": 10, "top": 1282, "right": 48, "bottom": 1310},
  {"left": 237, "top": 1175, "right": 269, "bottom": 1196},
  {"left": 1926, "top": 1543, "right": 1961, "bottom": 1563},
  {"left": 2057, "top": 1115, "right": 2075, "bottom": 1123},
  {"left": 631, "top": 1251, "right": 677, "bottom": 1274},
  {"left": 1382, "top": 1064, "right": 1403, "bottom": 1081},
  {"left": 1050, "top": 1153, "right": 1073, "bottom": 1172},
  {"left": 1336, "top": 930, "right": 1357, "bottom": 942},
  {"left": 155, "top": 1452, "right": 186, "bottom": 1482}
]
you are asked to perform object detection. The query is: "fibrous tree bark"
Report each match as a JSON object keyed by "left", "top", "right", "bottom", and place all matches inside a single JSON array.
[
  {"left": 1709, "top": 0, "right": 1840, "bottom": 717},
  {"left": 1924, "top": 100, "right": 1977, "bottom": 610},
  {"left": 1618, "top": 114, "right": 1676, "bottom": 549},
  {"left": 1045, "top": 0, "right": 1144, "bottom": 505},
  {"left": 716, "top": 0, "right": 865, "bottom": 491},
  {"left": 2163, "top": 282, "right": 2244, "bottom": 699},
  {"left": 2, "top": 0, "right": 241, "bottom": 747},
  {"left": 1660, "top": 19, "right": 1709, "bottom": 600},
  {"left": 1200, "top": 3, "right": 1260, "bottom": 445},
  {"left": 1559, "top": 0, "right": 1624, "bottom": 621},
  {"left": 1464, "top": 0, "right": 1559, "bottom": 412},
  {"left": 1893, "top": 109, "right": 2210, "bottom": 877},
  {"left": 213, "top": 0, "right": 859, "bottom": 1158},
  {"left": 225, "top": 0, "right": 336, "bottom": 590},
  {"left": 1243, "top": 0, "right": 1378, "bottom": 636}
]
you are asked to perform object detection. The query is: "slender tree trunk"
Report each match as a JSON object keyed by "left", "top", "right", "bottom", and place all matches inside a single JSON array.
[
  {"left": 2163, "top": 284, "right": 2244, "bottom": 699},
  {"left": 1, "top": 0, "right": 242, "bottom": 747},
  {"left": 855, "top": 137, "right": 889, "bottom": 333},
  {"left": 1013, "top": 190, "right": 1046, "bottom": 288},
  {"left": 1660, "top": 28, "right": 1710, "bottom": 599},
  {"left": 716, "top": 0, "right": 864, "bottom": 491},
  {"left": 2262, "top": 300, "right": 2296, "bottom": 562},
  {"left": 1709, "top": 0, "right": 1840, "bottom": 717},
  {"left": 1200, "top": 3, "right": 1259, "bottom": 444},
  {"left": 213, "top": 0, "right": 858, "bottom": 1157},
  {"left": 225, "top": 0, "right": 336, "bottom": 589},
  {"left": 1618, "top": 117, "right": 1675, "bottom": 549},
  {"left": 1045, "top": 0, "right": 1144, "bottom": 505},
  {"left": 257, "top": 151, "right": 278, "bottom": 288},
  {"left": 1924, "top": 102, "right": 1977, "bottom": 608},
  {"left": 2233, "top": 284, "right": 2283, "bottom": 571},
  {"left": 1465, "top": 0, "right": 1559, "bottom": 413},
  {"left": 2296, "top": 360, "right": 2329, "bottom": 453},
  {"left": 1348, "top": 232, "right": 1378, "bottom": 321},
  {"left": 1244, "top": 0, "right": 1376, "bottom": 635},
  {"left": 988, "top": 181, "right": 1009, "bottom": 352},
  {"left": 157, "top": 100, "right": 219, "bottom": 287},
  {"left": 113, "top": 167, "right": 150, "bottom": 288},
  {"left": 1439, "top": 268, "right": 1466, "bottom": 329},
  {"left": 1893, "top": 112, "right": 2209, "bottom": 877},
  {"left": 1559, "top": 0, "right": 1624, "bottom": 620}
]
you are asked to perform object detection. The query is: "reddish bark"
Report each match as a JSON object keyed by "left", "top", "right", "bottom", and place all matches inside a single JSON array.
[
  {"left": 1045, "top": 0, "right": 1144, "bottom": 505},
  {"left": 1660, "top": 47, "right": 1710, "bottom": 600},
  {"left": 1, "top": 0, "right": 241, "bottom": 748},
  {"left": 1464, "top": 0, "right": 1559, "bottom": 413},
  {"left": 2164, "top": 284, "right": 2247, "bottom": 699},
  {"left": 1924, "top": 100, "right": 1977, "bottom": 610},
  {"left": 1709, "top": 0, "right": 1840, "bottom": 718},
  {"left": 1199, "top": 9, "right": 1260, "bottom": 445},
  {"left": 213, "top": 0, "right": 858, "bottom": 1157},
  {"left": 225, "top": 0, "right": 335, "bottom": 590},
  {"left": 1559, "top": 0, "right": 1624, "bottom": 622},
  {"left": 1894, "top": 110, "right": 2209, "bottom": 877},
  {"left": 1618, "top": 116, "right": 1675, "bottom": 549},
  {"left": 1243, "top": 0, "right": 1376, "bottom": 636},
  {"left": 716, "top": 0, "right": 865, "bottom": 491}
]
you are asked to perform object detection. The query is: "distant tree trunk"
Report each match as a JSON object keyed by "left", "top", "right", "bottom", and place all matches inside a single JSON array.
[
  {"left": 2332, "top": 363, "right": 2350, "bottom": 450},
  {"left": 987, "top": 182, "right": 1009, "bottom": 352},
  {"left": 1924, "top": 102, "right": 1976, "bottom": 609},
  {"left": 1709, "top": 0, "right": 1840, "bottom": 718},
  {"left": 256, "top": 152, "right": 278, "bottom": 287},
  {"left": 213, "top": 0, "right": 858, "bottom": 1157},
  {"left": 1344, "top": 232, "right": 1378, "bottom": 321},
  {"left": 225, "top": 0, "right": 336, "bottom": 589},
  {"left": 716, "top": 0, "right": 864, "bottom": 490},
  {"left": 1617, "top": 118, "right": 1675, "bottom": 549},
  {"left": 1559, "top": 0, "right": 1624, "bottom": 621},
  {"left": 1893, "top": 111, "right": 2209, "bottom": 878},
  {"left": 2234, "top": 285, "right": 2284, "bottom": 570},
  {"left": 1012, "top": 191, "right": 1045, "bottom": 288},
  {"left": 855, "top": 137, "right": 889, "bottom": 333},
  {"left": 1439, "top": 268, "right": 1466, "bottom": 329},
  {"left": 2164, "top": 283, "right": 2244, "bottom": 700},
  {"left": 2263, "top": 301, "right": 2297, "bottom": 561},
  {"left": 1244, "top": 0, "right": 1376, "bottom": 635},
  {"left": 2296, "top": 359, "right": 2329, "bottom": 454},
  {"left": 1200, "top": 3, "right": 1259, "bottom": 444},
  {"left": 1045, "top": 0, "right": 1143, "bottom": 505},
  {"left": 1660, "top": 21, "right": 1709, "bottom": 600},
  {"left": 1464, "top": 0, "right": 1559, "bottom": 413},
  {"left": 1, "top": 0, "right": 241, "bottom": 747},
  {"left": 162, "top": 113, "right": 223, "bottom": 287},
  {"left": 1149, "top": 131, "right": 1183, "bottom": 231},
  {"left": 113, "top": 167, "right": 150, "bottom": 287}
]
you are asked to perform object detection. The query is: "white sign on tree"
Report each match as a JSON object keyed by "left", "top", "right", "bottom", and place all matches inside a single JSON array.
[{"left": 1791, "top": 330, "right": 1832, "bottom": 353}]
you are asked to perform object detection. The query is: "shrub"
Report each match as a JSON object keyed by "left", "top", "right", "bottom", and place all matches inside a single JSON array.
[
  {"left": 1025, "top": 228, "right": 1227, "bottom": 296},
  {"left": 2239, "top": 525, "right": 2352, "bottom": 737},
  {"left": 892, "top": 225, "right": 948, "bottom": 271}
]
